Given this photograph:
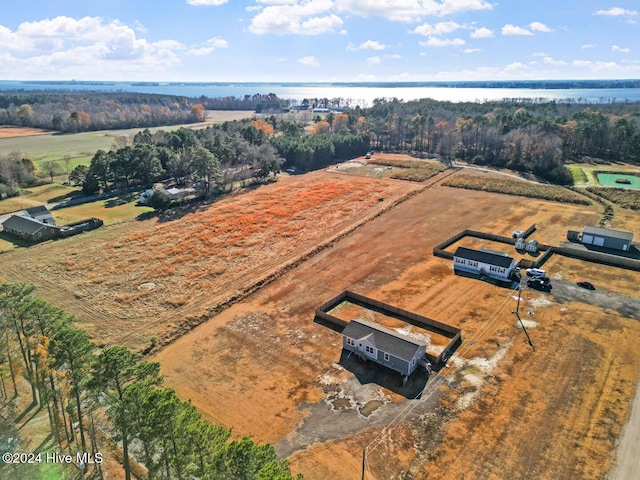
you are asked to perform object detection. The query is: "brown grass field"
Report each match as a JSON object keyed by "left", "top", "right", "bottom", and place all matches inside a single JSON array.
[
  {"left": 0, "top": 126, "right": 56, "bottom": 138},
  {"left": 1, "top": 155, "right": 640, "bottom": 479}
]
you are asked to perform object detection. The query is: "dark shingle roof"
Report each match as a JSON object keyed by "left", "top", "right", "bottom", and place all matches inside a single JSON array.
[
  {"left": 25, "top": 205, "right": 50, "bottom": 216},
  {"left": 2, "top": 215, "right": 48, "bottom": 235},
  {"left": 453, "top": 246, "right": 515, "bottom": 268},
  {"left": 343, "top": 319, "right": 426, "bottom": 362},
  {"left": 583, "top": 226, "right": 633, "bottom": 242}
]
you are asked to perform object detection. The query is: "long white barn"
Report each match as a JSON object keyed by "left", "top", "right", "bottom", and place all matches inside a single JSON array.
[{"left": 453, "top": 246, "right": 516, "bottom": 282}]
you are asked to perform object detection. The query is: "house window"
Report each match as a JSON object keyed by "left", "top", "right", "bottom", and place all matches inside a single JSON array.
[
  {"left": 384, "top": 353, "right": 390, "bottom": 361},
  {"left": 469, "top": 260, "right": 478, "bottom": 267},
  {"left": 346, "top": 338, "right": 354, "bottom": 346},
  {"left": 365, "top": 345, "right": 374, "bottom": 354},
  {"left": 412, "top": 358, "right": 416, "bottom": 366},
  {"left": 490, "top": 266, "right": 496, "bottom": 272}
]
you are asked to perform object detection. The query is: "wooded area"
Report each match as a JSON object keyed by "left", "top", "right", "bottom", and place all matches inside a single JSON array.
[
  {"left": 0, "top": 282, "right": 302, "bottom": 480},
  {"left": 0, "top": 91, "right": 203, "bottom": 133}
]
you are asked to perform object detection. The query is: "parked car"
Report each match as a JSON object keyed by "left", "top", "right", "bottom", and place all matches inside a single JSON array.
[
  {"left": 528, "top": 278, "right": 552, "bottom": 292},
  {"left": 526, "top": 268, "right": 547, "bottom": 278},
  {"left": 577, "top": 280, "right": 595, "bottom": 290}
]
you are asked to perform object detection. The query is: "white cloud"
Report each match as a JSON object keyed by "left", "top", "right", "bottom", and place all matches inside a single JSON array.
[
  {"left": 501, "top": 24, "right": 533, "bottom": 36},
  {"left": 470, "top": 27, "right": 493, "bottom": 38},
  {"left": 420, "top": 37, "right": 465, "bottom": 47},
  {"left": 612, "top": 45, "right": 630, "bottom": 53},
  {"left": 187, "top": 37, "right": 228, "bottom": 55},
  {"left": 346, "top": 40, "right": 387, "bottom": 51},
  {"left": 249, "top": 0, "right": 343, "bottom": 35},
  {"left": 542, "top": 56, "right": 566, "bottom": 66},
  {"left": 572, "top": 59, "right": 621, "bottom": 71},
  {"left": 594, "top": 7, "right": 638, "bottom": 17},
  {"left": 410, "top": 21, "right": 462, "bottom": 36},
  {"left": 354, "top": 73, "right": 378, "bottom": 81},
  {"left": 298, "top": 55, "right": 320, "bottom": 67},
  {"left": 245, "top": 5, "right": 263, "bottom": 11},
  {"left": 582, "top": 43, "right": 596, "bottom": 49},
  {"left": 134, "top": 20, "right": 148, "bottom": 33},
  {"left": 463, "top": 48, "right": 481, "bottom": 53},
  {"left": 529, "top": 21, "right": 552, "bottom": 32},
  {"left": 335, "top": 0, "right": 493, "bottom": 22},
  {"left": 366, "top": 56, "right": 382, "bottom": 65},
  {"left": 0, "top": 16, "right": 186, "bottom": 79},
  {"left": 186, "top": 0, "right": 228, "bottom": 5}
]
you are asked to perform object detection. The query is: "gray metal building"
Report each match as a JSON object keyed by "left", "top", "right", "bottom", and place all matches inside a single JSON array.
[{"left": 581, "top": 226, "right": 634, "bottom": 251}]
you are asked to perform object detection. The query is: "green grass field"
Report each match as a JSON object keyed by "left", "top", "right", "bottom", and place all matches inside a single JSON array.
[
  {"left": 0, "top": 110, "right": 256, "bottom": 169},
  {"left": 0, "top": 183, "right": 79, "bottom": 214}
]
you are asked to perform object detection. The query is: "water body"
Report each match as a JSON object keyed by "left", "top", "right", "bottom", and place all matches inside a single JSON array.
[
  {"left": 2, "top": 81, "right": 640, "bottom": 105},
  {"left": 596, "top": 173, "right": 640, "bottom": 190}
]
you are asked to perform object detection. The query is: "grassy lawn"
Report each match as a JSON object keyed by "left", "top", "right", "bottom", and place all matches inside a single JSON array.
[
  {"left": 567, "top": 165, "right": 589, "bottom": 186},
  {"left": 0, "top": 183, "right": 79, "bottom": 214},
  {"left": 0, "top": 111, "right": 255, "bottom": 167},
  {"left": 52, "top": 196, "right": 153, "bottom": 226}
]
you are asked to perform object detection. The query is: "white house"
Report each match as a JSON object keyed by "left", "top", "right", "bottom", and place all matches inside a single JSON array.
[
  {"left": 453, "top": 246, "right": 516, "bottom": 281},
  {"left": 342, "top": 319, "right": 427, "bottom": 376}
]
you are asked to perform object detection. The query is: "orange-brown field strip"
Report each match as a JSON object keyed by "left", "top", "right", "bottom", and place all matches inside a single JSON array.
[
  {"left": 0, "top": 171, "right": 420, "bottom": 350},
  {"left": 2, "top": 161, "right": 640, "bottom": 480},
  {"left": 0, "top": 126, "right": 56, "bottom": 138}
]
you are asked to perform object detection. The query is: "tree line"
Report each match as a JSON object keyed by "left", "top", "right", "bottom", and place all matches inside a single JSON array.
[
  {"left": 0, "top": 282, "right": 302, "bottom": 480},
  {"left": 77, "top": 121, "right": 285, "bottom": 197},
  {"left": 355, "top": 97, "right": 640, "bottom": 184},
  {"left": 0, "top": 91, "right": 204, "bottom": 133}
]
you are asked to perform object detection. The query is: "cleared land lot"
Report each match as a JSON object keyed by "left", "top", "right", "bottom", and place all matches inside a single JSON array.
[
  {"left": 0, "top": 110, "right": 255, "bottom": 167},
  {"left": 1, "top": 157, "right": 639, "bottom": 479},
  {"left": 0, "top": 171, "right": 419, "bottom": 351}
]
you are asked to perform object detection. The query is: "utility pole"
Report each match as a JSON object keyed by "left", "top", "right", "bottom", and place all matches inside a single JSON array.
[
  {"left": 362, "top": 448, "right": 366, "bottom": 480},
  {"left": 514, "top": 282, "right": 535, "bottom": 351}
]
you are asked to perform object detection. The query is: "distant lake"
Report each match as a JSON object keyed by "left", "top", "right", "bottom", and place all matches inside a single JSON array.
[{"left": 2, "top": 81, "right": 640, "bottom": 106}]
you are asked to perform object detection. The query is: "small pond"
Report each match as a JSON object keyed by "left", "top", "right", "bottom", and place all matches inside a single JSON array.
[{"left": 596, "top": 172, "right": 640, "bottom": 190}]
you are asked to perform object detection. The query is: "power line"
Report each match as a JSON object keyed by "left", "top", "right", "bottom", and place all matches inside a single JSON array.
[{"left": 362, "top": 283, "right": 526, "bottom": 476}]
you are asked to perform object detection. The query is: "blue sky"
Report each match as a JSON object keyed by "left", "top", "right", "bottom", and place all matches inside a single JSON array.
[{"left": 1, "top": 0, "right": 639, "bottom": 82}]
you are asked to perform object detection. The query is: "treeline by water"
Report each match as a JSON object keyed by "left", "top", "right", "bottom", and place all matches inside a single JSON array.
[
  {"left": 355, "top": 97, "right": 640, "bottom": 184},
  {"left": 0, "top": 282, "right": 303, "bottom": 480},
  {"left": 0, "top": 90, "right": 203, "bottom": 133}
]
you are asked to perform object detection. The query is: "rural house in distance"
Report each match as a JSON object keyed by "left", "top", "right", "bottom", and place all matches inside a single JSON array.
[
  {"left": 453, "top": 246, "right": 516, "bottom": 282},
  {"left": 342, "top": 319, "right": 428, "bottom": 376}
]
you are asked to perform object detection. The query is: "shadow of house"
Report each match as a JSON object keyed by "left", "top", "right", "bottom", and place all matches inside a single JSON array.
[{"left": 338, "top": 349, "right": 430, "bottom": 398}]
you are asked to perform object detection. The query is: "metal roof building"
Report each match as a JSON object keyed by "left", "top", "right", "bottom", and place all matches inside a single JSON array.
[{"left": 581, "top": 226, "right": 634, "bottom": 251}]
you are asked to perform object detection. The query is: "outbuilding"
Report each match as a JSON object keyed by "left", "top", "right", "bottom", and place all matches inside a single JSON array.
[
  {"left": 342, "top": 319, "right": 427, "bottom": 376},
  {"left": 525, "top": 239, "right": 539, "bottom": 253},
  {"left": 24, "top": 205, "right": 56, "bottom": 225},
  {"left": 581, "top": 226, "right": 634, "bottom": 251},
  {"left": 453, "top": 246, "right": 516, "bottom": 281}
]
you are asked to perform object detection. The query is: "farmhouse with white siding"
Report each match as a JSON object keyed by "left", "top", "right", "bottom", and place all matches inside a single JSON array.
[
  {"left": 453, "top": 246, "right": 516, "bottom": 282},
  {"left": 342, "top": 319, "right": 427, "bottom": 376}
]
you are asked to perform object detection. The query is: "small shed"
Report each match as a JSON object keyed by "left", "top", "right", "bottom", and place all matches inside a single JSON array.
[
  {"left": 581, "top": 226, "right": 634, "bottom": 251},
  {"left": 342, "top": 319, "right": 427, "bottom": 376},
  {"left": 525, "top": 239, "right": 539, "bottom": 253},
  {"left": 24, "top": 205, "right": 56, "bottom": 225},
  {"left": 514, "top": 237, "right": 526, "bottom": 250},
  {"left": 567, "top": 230, "right": 580, "bottom": 242}
]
